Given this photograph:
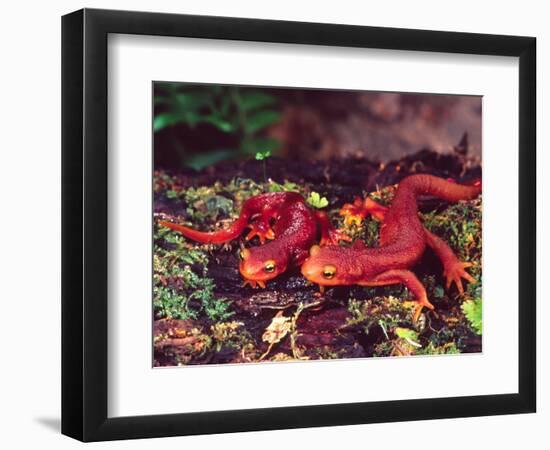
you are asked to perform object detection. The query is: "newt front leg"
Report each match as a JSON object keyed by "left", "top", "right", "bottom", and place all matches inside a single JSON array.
[
  {"left": 340, "top": 196, "right": 388, "bottom": 225},
  {"left": 359, "top": 269, "right": 434, "bottom": 323}
]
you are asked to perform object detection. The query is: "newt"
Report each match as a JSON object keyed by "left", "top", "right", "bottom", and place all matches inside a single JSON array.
[
  {"left": 159, "top": 192, "right": 349, "bottom": 288},
  {"left": 300, "top": 174, "right": 481, "bottom": 322}
]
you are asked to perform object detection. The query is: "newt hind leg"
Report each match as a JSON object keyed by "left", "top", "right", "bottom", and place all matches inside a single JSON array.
[
  {"left": 359, "top": 269, "right": 434, "bottom": 323},
  {"left": 339, "top": 197, "right": 388, "bottom": 225},
  {"left": 315, "top": 211, "right": 352, "bottom": 246},
  {"left": 424, "top": 229, "right": 476, "bottom": 295},
  {"left": 245, "top": 217, "right": 275, "bottom": 244},
  {"left": 245, "top": 208, "right": 278, "bottom": 244}
]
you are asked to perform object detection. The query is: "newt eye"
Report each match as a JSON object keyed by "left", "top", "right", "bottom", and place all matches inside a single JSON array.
[
  {"left": 322, "top": 265, "right": 337, "bottom": 279},
  {"left": 239, "top": 249, "right": 250, "bottom": 261},
  {"left": 264, "top": 260, "right": 276, "bottom": 273}
]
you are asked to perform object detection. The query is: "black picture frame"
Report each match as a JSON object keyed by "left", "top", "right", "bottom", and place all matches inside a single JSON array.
[{"left": 62, "top": 8, "right": 536, "bottom": 442}]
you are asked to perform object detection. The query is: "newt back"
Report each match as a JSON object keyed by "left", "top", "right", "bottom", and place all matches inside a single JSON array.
[{"left": 377, "top": 174, "right": 481, "bottom": 266}]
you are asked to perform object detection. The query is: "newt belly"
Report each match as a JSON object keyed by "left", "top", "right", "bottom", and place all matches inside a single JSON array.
[
  {"left": 300, "top": 174, "right": 481, "bottom": 321},
  {"left": 159, "top": 192, "right": 348, "bottom": 287}
]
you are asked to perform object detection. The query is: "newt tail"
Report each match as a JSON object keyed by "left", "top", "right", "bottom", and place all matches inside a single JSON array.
[
  {"left": 159, "top": 216, "right": 248, "bottom": 244},
  {"left": 159, "top": 192, "right": 302, "bottom": 245},
  {"left": 159, "top": 216, "right": 250, "bottom": 245}
]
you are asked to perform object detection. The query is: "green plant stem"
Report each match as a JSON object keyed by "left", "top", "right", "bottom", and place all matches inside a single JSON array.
[{"left": 231, "top": 87, "right": 252, "bottom": 154}]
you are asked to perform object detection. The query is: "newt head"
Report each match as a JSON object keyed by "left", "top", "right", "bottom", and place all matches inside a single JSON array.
[
  {"left": 301, "top": 244, "right": 364, "bottom": 287},
  {"left": 238, "top": 245, "right": 289, "bottom": 288}
]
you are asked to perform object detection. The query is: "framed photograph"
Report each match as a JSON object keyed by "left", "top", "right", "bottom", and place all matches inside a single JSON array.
[{"left": 62, "top": 8, "right": 536, "bottom": 442}]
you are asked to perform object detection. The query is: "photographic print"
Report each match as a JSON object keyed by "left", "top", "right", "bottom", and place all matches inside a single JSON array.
[{"left": 153, "top": 83, "right": 482, "bottom": 367}]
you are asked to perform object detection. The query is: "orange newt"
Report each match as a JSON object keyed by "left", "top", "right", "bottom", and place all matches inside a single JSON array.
[
  {"left": 300, "top": 174, "right": 481, "bottom": 322},
  {"left": 159, "top": 192, "right": 349, "bottom": 288}
]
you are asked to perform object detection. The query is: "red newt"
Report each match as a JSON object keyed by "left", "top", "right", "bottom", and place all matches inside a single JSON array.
[
  {"left": 300, "top": 174, "right": 481, "bottom": 321},
  {"left": 159, "top": 192, "right": 348, "bottom": 288}
]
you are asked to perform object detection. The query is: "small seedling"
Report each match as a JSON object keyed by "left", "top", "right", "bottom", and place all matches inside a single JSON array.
[
  {"left": 306, "top": 191, "right": 329, "bottom": 209},
  {"left": 255, "top": 150, "right": 272, "bottom": 182},
  {"left": 255, "top": 150, "right": 271, "bottom": 161}
]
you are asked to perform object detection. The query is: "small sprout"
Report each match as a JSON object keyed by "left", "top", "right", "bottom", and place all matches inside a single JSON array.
[
  {"left": 307, "top": 192, "right": 329, "bottom": 209},
  {"left": 255, "top": 150, "right": 272, "bottom": 161},
  {"left": 255, "top": 150, "right": 272, "bottom": 182}
]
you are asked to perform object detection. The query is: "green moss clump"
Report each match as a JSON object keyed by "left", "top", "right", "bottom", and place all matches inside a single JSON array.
[
  {"left": 422, "top": 198, "right": 482, "bottom": 263},
  {"left": 422, "top": 198, "right": 482, "bottom": 336},
  {"left": 211, "top": 321, "right": 255, "bottom": 352},
  {"left": 153, "top": 226, "right": 233, "bottom": 321}
]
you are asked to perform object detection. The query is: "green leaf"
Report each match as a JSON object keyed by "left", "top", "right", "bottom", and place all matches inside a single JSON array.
[
  {"left": 204, "top": 115, "right": 234, "bottom": 132},
  {"left": 268, "top": 181, "right": 300, "bottom": 193},
  {"left": 245, "top": 110, "right": 281, "bottom": 134},
  {"left": 173, "top": 92, "right": 209, "bottom": 112},
  {"left": 153, "top": 112, "right": 181, "bottom": 132},
  {"left": 461, "top": 298, "right": 482, "bottom": 335},
  {"left": 282, "top": 181, "right": 299, "bottom": 192},
  {"left": 157, "top": 81, "right": 184, "bottom": 93},
  {"left": 395, "top": 327, "right": 421, "bottom": 348},
  {"left": 268, "top": 182, "right": 284, "bottom": 192},
  {"left": 154, "top": 96, "right": 169, "bottom": 106},
  {"left": 165, "top": 189, "right": 182, "bottom": 199},
  {"left": 238, "top": 91, "right": 276, "bottom": 112},
  {"left": 185, "top": 149, "right": 235, "bottom": 170},
  {"left": 395, "top": 327, "right": 419, "bottom": 341},
  {"left": 255, "top": 150, "right": 271, "bottom": 161},
  {"left": 181, "top": 111, "right": 203, "bottom": 127},
  {"left": 307, "top": 192, "right": 329, "bottom": 209},
  {"left": 219, "top": 95, "right": 232, "bottom": 116}
]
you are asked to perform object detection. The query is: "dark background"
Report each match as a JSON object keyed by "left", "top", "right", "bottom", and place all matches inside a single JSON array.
[{"left": 154, "top": 83, "right": 481, "bottom": 170}]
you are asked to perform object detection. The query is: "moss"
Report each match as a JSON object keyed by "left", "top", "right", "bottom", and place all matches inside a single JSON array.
[
  {"left": 153, "top": 171, "right": 483, "bottom": 364},
  {"left": 153, "top": 224, "right": 233, "bottom": 321},
  {"left": 211, "top": 321, "right": 253, "bottom": 351},
  {"left": 422, "top": 198, "right": 482, "bottom": 264}
]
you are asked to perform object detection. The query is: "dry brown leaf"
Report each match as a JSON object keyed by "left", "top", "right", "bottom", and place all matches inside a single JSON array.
[{"left": 262, "top": 311, "right": 292, "bottom": 345}]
